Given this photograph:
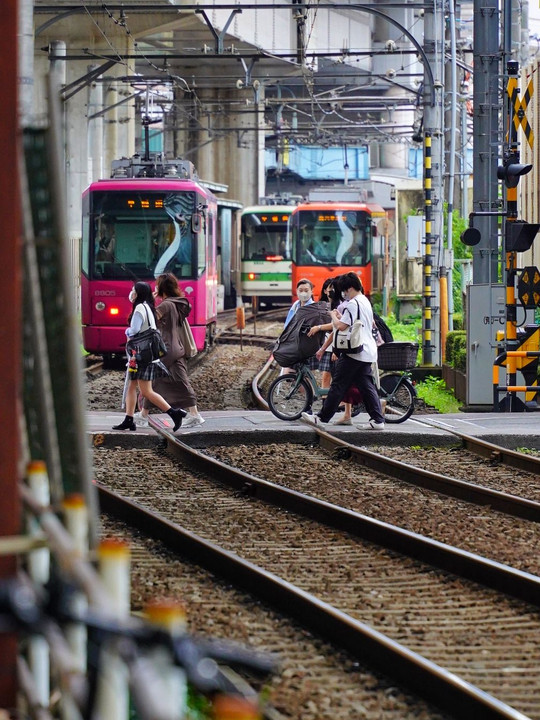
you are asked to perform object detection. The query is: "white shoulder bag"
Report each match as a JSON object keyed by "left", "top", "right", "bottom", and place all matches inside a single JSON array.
[{"left": 334, "top": 299, "right": 367, "bottom": 355}]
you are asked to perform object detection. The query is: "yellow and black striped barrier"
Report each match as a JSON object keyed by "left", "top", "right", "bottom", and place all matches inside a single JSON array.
[
  {"left": 493, "top": 350, "right": 540, "bottom": 410},
  {"left": 422, "top": 132, "right": 434, "bottom": 366}
]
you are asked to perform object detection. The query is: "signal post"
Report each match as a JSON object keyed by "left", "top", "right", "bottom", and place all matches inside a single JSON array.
[
  {"left": 495, "top": 61, "right": 540, "bottom": 410},
  {"left": 462, "top": 59, "right": 540, "bottom": 409}
]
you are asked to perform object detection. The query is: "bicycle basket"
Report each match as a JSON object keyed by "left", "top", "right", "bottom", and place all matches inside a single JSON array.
[{"left": 377, "top": 342, "right": 419, "bottom": 370}]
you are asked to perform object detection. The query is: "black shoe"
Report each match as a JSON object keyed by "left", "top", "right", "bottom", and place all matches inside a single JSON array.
[
  {"left": 112, "top": 416, "right": 136, "bottom": 431},
  {"left": 167, "top": 407, "right": 187, "bottom": 432},
  {"left": 338, "top": 405, "right": 345, "bottom": 413}
]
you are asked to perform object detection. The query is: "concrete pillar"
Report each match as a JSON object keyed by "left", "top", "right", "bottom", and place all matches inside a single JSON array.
[
  {"left": 102, "top": 41, "right": 135, "bottom": 173},
  {"left": 49, "top": 40, "right": 67, "bottom": 176},
  {"left": 104, "top": 75, "right": 118, "bottom": 176},
  {"left": 87, "top": 65, "right": 104, "bottom": 182},
  {"left": 168, "top": 85, "right": 263, "bottom": 205},
  {"left": 117, "top": 35, "right": 136, "bottom": 160},
  {"left": 65, "top": 64, "right": 88, "bottom": 240},
  {"left": 18, "top": 0, "right": 34, "bottom": 127}
]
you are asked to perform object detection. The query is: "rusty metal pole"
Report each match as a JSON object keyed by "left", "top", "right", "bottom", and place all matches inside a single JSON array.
[{"left": 0, "top": 0, "right": 21, "bottom": 706}]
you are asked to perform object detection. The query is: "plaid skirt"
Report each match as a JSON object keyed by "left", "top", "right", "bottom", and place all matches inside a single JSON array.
[
  {"left": 307, "top": 354, "right": 319, "bottom": 371},
  {"left": 121, "top": 359, "right": 169, "bottom": 409},
  {"left": 129, "top": 359, "right": 169, "bottom": 382},
  {"left": 318, "top": 350, "right": 335, "bottom": 373}
]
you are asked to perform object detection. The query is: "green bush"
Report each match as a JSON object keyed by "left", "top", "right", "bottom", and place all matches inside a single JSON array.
[
  {"left": 445, "top": 330, "right": 466, "bottom": 369},
  {"left": 454, "top": 347, "right": 467, "bottom": 373},
  {"left": 452, "top": 313, "right": 463, "bottom": 330}
]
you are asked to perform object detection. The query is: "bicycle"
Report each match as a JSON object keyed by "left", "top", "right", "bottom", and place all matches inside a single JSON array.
[{"left": 267, "top": 342, "right": 418, "bottom": 424}]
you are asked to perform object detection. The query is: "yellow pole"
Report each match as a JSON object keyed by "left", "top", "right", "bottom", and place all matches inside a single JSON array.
[{"left": 440, "top": 274, "right": 448, "bottom": 363}]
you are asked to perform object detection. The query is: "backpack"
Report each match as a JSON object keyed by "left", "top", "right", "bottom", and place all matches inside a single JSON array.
[
  {"left": 373, "top": 313, "right": 394, "bottom": 344},
  {"left": 272, "top": 301, "right": 331, "bottom": 368}
]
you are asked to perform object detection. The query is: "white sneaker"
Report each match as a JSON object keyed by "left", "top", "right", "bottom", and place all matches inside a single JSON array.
[
  {"left": 368, "top": 420, "right": 385, "bottom": 431},
  {"left": 134, "top": 412, "right": 149, "bottom": 427},
  {"left": 182, "top": 413, "right": 205, "bottom": 428},
  {"left": 301, "top": 412, "right": 327, "bottom": 427},
  {"left": 333, "top": 417, "right": 352, "bottom": 426}
]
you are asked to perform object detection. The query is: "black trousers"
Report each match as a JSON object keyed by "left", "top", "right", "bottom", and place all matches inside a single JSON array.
[{"left": 318, "top": 354, "right": 384, "bottom": 424}]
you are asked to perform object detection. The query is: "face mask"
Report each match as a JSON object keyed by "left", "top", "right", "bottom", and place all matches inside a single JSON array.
[
  {"left": 328, "top": 289, "right": 335, "bottom": 299},
  {"left": 298, "top": 290, "right": 311, "bottom": 302},
  {"left": 341, "top": 290, "right": 350, "bottom": 300},
  {"left": 129, "top": 288, "right": 137, "bottom": 303}
]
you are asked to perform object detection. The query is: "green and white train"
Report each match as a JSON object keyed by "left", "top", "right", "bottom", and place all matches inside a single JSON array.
[{"left": 240, "top": 199, "right": 299, "bottom": 306}]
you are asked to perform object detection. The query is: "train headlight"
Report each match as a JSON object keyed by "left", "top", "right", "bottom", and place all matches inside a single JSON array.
[
  {"left": 109, "top": 307, "right": 120, "bottom": 316},
  {"left": 95, "top": 302, "right": 105, "bottom": 311}
]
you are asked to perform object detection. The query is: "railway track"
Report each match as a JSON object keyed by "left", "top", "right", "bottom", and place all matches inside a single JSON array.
[
  {"left": 251, "top": 353, "right": 540, "bottom": 476},
  {"left": 95, "top": 419, "right": 540, "bottom": 719},
  {"left": 219, "top": 306, "right": 287, "bottom": 332},
  {"left": 101, "top": 514, "right": 450, "bottom": 720},
  {"left": 85, "top": 358, "right": 104, "bottom": 377},
  {"left": 216, "top": 332, "right": 278, "bottom": 348}
]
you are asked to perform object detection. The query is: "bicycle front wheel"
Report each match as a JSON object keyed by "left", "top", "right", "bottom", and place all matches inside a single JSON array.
[
  {"left": 379, "top": 373, "right": 416, "bottom": 423},
  {"left": 267, "top": 374, "right": 313, "bottom": 421}
]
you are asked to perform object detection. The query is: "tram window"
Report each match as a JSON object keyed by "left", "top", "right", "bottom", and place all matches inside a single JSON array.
[
  {"left": 295, "top": 210, "right": 371, "bottom": 266},
  {"left": 90, "top": 190, "right": 197, "bottom": 279},
  {"left": 82, "top": 215, "right": 90, "bottom": 275},
  {"left": 195, "top": 211, "right": 206, "bottom": 278},
  {"left": 241, "top": 213, "right": 290, "bottom": 260}
]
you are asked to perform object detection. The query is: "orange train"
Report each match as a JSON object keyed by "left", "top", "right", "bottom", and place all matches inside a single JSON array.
[{"left": 288, "top": 200, "right": 386, "bottom": 300}]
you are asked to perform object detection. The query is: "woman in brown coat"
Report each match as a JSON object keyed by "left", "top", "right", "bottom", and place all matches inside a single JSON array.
[{"left": 137, "top": 273, "right": 204, "bottom": 428}]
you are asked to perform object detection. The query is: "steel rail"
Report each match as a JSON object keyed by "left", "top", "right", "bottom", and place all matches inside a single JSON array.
[
  {"left": 249, "top": 354, "right": 540, "bottom": 518},
  {"left": 412, "top": 416, "right": 540, "bottom": 474},
  {"left": 97, "top": 482, "right": 532, "bottom": 720},
  {"left": 251, "top": 355, "right": 277, "bottom": 410},
  {"left": 144, "top": 419, "right": 540, "bottom": 606},
  {"left": 219, "top": 306, "right": 287, "bottom": 333},
  {"left": 217, "top": 332, "right": 277, "bottom": 347},
  {"left": 315, "top": 429, "right": 540, "bottom": 522}
]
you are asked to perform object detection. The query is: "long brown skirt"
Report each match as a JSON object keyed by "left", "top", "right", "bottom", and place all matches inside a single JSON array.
[{"left": 142, "top": 357, "right": 197, "bottom": 410}]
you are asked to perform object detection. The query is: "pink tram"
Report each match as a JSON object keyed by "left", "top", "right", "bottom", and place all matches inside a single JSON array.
[{"left": 81, "top": 156, "right": 218, "bottom": 360}]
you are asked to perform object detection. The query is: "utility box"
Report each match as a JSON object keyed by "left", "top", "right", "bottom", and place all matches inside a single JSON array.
[{"left": 466, "top": 284, "right": 535, "bottom": 406}]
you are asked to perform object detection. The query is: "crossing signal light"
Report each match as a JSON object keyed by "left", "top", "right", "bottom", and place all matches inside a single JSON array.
[
  {"left": 461, "top": 227, "right": 481, "bottom": 246},
  {"left": 505, "top": 220, "right": 540, "bottom": 252},
  {"left": 497, "top": 153, "right": 532, "bottom": 188}
]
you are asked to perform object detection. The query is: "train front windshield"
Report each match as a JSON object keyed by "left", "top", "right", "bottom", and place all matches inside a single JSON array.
[
  {"left": 87, "top": 191, "right": 199, "bottom": 280},
  {"left": 292, "top": 210, "right": 371, "bottom": 266},
  {"left": 241, "top": 212, "right": 291, "bottom": 260}
]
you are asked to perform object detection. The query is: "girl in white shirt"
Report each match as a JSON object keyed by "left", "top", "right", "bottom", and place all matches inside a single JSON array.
[
  {"left": 113, "top": 281, "right": 186, "bottom": 432},
  {"left": 302, "top": 272, "right": 385, "bottom": 430}
]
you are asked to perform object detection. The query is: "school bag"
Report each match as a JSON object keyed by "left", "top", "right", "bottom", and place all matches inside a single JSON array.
[
  {"left": 272, "top": 301, "right": 331, "bottom": 368},
  {"left": 373, "top": 313, "right": 394, "bottom": 344}
]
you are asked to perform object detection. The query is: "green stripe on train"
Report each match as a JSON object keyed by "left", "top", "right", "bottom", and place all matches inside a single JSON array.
[{"left": 241, "top": 273, "right": 291, "bottom": 282}]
